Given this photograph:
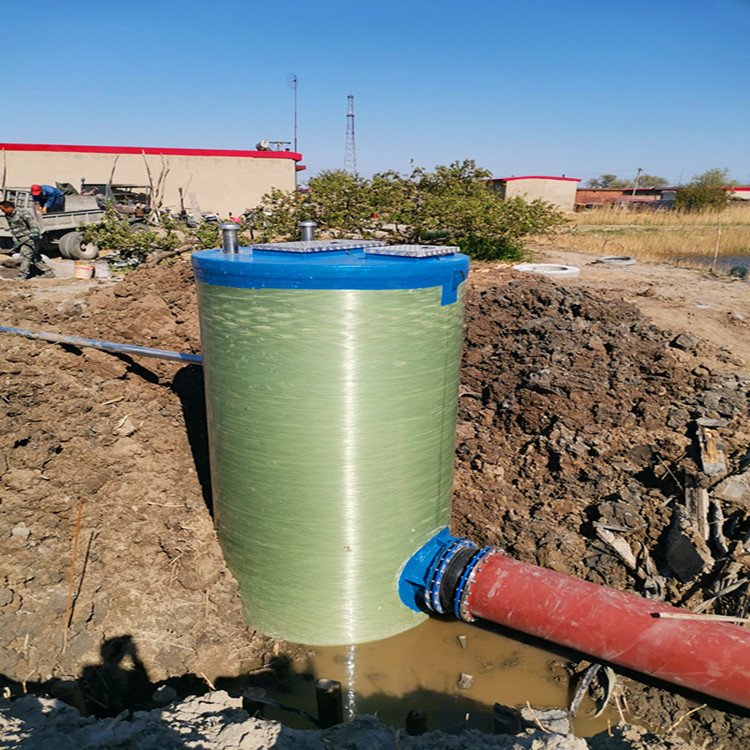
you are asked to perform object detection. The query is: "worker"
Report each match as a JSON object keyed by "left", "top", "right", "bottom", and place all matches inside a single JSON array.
[
  {"left": 0, "top": 201, "right": 55, "bottom": 279},
  {"left": 30, "top": 184, "right": 65, "bottom": 213}
]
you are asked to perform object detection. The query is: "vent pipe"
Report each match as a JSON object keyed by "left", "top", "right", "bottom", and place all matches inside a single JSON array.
[
  {"left": 220, "top": 222, "right": 239, "bottom": 254},
  {"left": 299, "top": 220, "right": 317, "bottom": 241}
]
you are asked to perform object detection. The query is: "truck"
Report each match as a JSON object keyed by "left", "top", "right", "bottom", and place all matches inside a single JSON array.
[{"left": 0, "top": 187, "right": 105, "bottom": 260}]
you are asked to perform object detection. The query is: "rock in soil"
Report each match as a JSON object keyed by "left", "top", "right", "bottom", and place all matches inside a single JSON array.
[{"left": 2, "top": 689, "right": 706, "bottom": 749}]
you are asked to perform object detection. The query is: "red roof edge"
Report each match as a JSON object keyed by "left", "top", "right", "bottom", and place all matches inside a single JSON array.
[
  {"left": 0, "top": 142, "right": 302, "bottom": 161},
  {"left": 496, "top": 175, "right": 581, "bottom": 183}
]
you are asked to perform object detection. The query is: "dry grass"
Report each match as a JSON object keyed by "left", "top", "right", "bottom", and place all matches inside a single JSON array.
[
  {"left": 536, "top": 204, "right": 750, "bottom": 262},
  {"left": 569, "top": 204, "right": 750, "bottom": 227}
]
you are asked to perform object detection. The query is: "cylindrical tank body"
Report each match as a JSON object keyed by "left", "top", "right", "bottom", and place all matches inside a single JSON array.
[{"left": 192, "top": 241, "right": 469, "bottom": 645}]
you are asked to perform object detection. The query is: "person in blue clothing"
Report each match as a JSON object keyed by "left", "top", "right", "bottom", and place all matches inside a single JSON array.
[{"left": 30, "top": 184, "right": 65, "bottom": 213}]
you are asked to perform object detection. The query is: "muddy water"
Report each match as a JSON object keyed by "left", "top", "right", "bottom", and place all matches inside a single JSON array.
[
  {"left": 263, "top": 617, "right": 612, "bottom": 736},
  {"left": 682, "top": 254, "right": 750, "bottom": 273}
]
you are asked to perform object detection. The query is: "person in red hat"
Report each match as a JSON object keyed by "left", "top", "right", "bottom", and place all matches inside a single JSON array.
[{"left": 30, "top": 184, "right": 65, "bottom": 213}]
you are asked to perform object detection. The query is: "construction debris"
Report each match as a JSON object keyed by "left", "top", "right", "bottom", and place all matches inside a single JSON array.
[
  {"left": 696, "top": 418, "right": 728, "bottom": 476},
  {"left": 663, "top": 506, "right": 713, "bottom": 582},
  {"left": 714, "top": 471, "right": 750, "bottom": 507}
]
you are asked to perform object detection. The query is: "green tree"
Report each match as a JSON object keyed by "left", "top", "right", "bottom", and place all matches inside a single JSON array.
[
  {"left": 396, "top": 160, "right": 564, "bottom": 260},
  {"left": 304, "top": 170, "right": 375, "bottom": 236},
  {"left": 254, "top": 160, "right": 566, "bottom": 260},
  {"left": 676, "top": 186, "right": 729, "bottom": 213},
  {"left": 690, "top": 168, "right": 733, "bottom": 187},
  {"left": 79, "top": 205, "right": 181, "bottom": 262},
  {"left": 674, "top": 168, "right": 733, "bottom": 212},
  {"left": 252, "top": 186, "right": 305, "bottom": 241},
  {"left": 636, "top": 174, "right": 669, "bottom": 187},
  {"left": 587, "top": 173, "right": 668, "bottom": 188},
  {"left": 252, "top": 171, "right": 375, "bottom": 241},
  {"left": 586, "top": 174, "right": 621, "bottom": 188}
]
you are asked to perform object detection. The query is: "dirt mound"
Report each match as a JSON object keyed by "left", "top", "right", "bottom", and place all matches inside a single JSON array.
[
  {"left": 0, "top": 263, "right": 267, "bottom": 695},
  {"left": 5, "top": 261, "right": 201, "bottom": 363},
  {"left": 453, "top": 275, "right": 750, "bottom": 744},
  {"left": 454, "top": 277, "right": 750, "bottom": 591}
]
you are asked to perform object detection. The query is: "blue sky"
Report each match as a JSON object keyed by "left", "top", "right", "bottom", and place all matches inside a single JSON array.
[{"left": 3, "top": 0, "right": 749, "bottom": 184}]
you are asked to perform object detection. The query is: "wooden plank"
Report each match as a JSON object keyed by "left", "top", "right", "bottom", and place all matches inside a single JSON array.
[
  {"left": 697, "top": 421, "right": 727, "bottom": 476},
  {"left": 684, "top": 482, "right": 710, "bottom": 541}
]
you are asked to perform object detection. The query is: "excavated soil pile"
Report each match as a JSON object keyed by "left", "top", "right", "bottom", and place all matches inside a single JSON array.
[
  {"left": 455, "top": 278, "right": 750, "bottom": 593},
  {"left": 1, "top": 261, "right": 749, "bottom": 746},
  {"left": 0, "top": 264, "right": 268, "bottom": 705},
  {"left": 453, "top": 276, "right": 750, "bottom": 743}
]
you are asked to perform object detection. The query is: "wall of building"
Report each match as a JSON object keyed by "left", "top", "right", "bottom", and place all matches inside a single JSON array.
[
  {"left": 0, "top": 143, "right": 301, "bottom": 216},
  {"left": 495, "top": 177, "right": 579, "bottom": 212},
  {"left": 575, "top": 188, "right": 665, "bottom": 207},
  {"left": 729, "top": 188, "right": 750, "bottom": 201}
]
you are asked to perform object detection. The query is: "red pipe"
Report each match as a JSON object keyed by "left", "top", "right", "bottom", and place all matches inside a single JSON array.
[{"left": 463, "top": 551, "right": 750, "bottom": 709}]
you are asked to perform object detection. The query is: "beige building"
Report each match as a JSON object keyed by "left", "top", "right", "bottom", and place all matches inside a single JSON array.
[
  {"left": 490, "top": 175, "right": 580, "bottom": 212},
  {"left": 729, "top": 187, "right": 750, "bottom": 201},
  {"left": 0, "top": 142, "right": 303, "bottom": 216}
]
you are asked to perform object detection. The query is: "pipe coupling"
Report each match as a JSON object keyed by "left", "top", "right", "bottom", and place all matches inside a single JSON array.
[{"left": 399, "top": 528, "right": 494, "bottom": 620}]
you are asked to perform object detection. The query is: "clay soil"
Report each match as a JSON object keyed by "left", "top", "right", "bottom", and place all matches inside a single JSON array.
[{"left": 1, "top": 250, "right": 749, "bottom": 747}]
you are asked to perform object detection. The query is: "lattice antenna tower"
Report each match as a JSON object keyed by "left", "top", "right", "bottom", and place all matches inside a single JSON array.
[{"left": 343, "top": 94, "right": 357, "bottom": 175}]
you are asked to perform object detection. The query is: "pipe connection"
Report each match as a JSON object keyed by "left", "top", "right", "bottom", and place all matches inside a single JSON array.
[
  {"left": 399, "top": 528, "right": 750, "bottom": 710},
  {"left": 399, "top": 528, "right": 493, "bottom": 620}
]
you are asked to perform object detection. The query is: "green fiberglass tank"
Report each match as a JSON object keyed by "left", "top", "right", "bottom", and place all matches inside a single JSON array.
[{"left": 192, "top": 240, "right": 469, "bottom": 645}]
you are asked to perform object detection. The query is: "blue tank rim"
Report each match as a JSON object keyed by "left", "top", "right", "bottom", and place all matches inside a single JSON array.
[{"left": 192, "top": 247, "right": 470, "bottom": 305}]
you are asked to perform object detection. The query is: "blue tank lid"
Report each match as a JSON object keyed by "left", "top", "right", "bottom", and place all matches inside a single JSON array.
[{"left": 192, "top": 242, "right": 469, "bottom": 305}]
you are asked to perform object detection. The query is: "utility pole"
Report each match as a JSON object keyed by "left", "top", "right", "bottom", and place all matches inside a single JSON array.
[
  {"left": 631, "top": 167, "right": 643, "bottom": 198},
  {"left": 288, "top": 73, "right": 298, "bottom": 153},
  {"left": 343, "top": 94, "right": 357, "bottom": 175},
  {"left": 288, "top": 73, "right": 298, "bottom": 189}
]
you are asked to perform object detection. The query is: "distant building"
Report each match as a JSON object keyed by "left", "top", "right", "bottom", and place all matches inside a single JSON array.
[
  {"left": 0, "top": 142, "right": 304, "bottom": 216},
  {"left": 490, "top": 175, "right": 580, "bottom": 212},
  {"left": 728, "top": 187, "right": 750, "bottom": 201},
  {"left": 576, "top": 185, "right": 750, "bottom": 210},
  {"left": 575, "top": 186, "right": 676, "bottom": 210}
]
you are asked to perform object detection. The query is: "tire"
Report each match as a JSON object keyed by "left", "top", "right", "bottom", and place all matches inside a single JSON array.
[
  {"left": 57, "top": 232, "right": 74, "bottom": 259},
  {"left": 59, "top": 231, "right": 99, "bottom": 260}
]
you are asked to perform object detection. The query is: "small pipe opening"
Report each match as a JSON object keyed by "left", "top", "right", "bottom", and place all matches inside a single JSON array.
[
  {"left": 220, "top": 222, "right": 239, "bottom": 253},
  {"left": 299, "top": 220, "right": 317, "bottom": 241}
]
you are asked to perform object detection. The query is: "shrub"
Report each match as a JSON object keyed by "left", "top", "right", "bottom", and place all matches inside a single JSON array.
[
  {"left": 253, "top": 160, "right": 566, "bottom": 260},
  {"left": 676, "top": 186, "right": 729, "bottom": 213},
  {"left": 80, "top": 206, "right": 180, "bottom": 262}
]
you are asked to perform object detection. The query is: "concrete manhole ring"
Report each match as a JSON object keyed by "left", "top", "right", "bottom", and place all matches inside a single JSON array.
[
  {"left": 596, "top": 255, "right": 637, "bottom": 266},
  {"left": 512, "top": 263, "right": 581, "bottom": 278}
]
